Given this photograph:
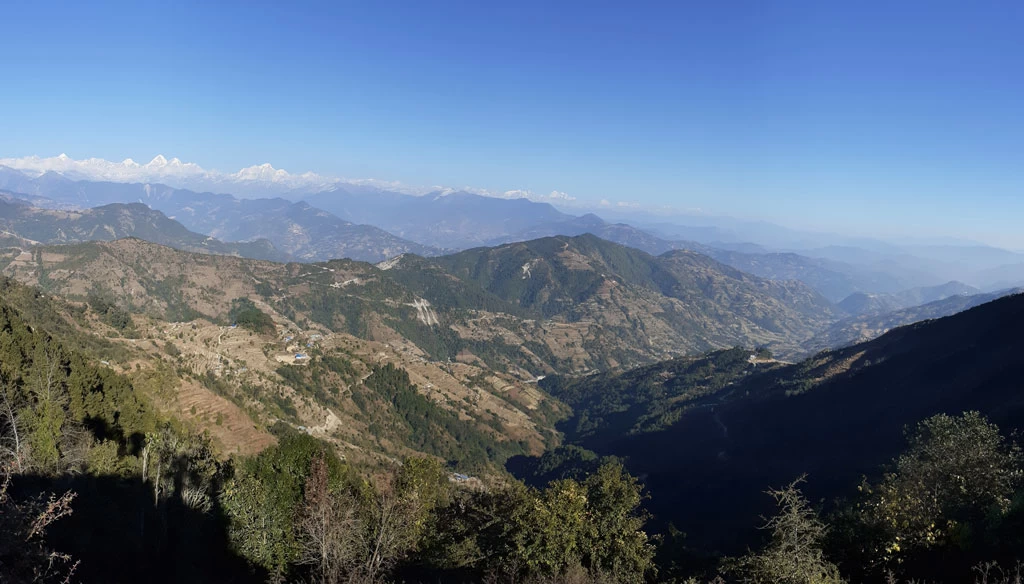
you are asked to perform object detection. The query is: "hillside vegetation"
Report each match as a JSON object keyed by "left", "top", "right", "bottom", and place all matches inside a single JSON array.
[
  {"left": 1, "top": 240, "right": 1023, "bottom": 582},
  {"left": 3, "top": 224, "right": 1023, "bottom": 583},
  {"left": 0, "top": 274, "right": 657, "bottom": 583},
  {"left": 0, "top": 235, "right": 836, "bottom": 374},
  {"left": 524, "top": 291, "right": 1024, "bottom": 579}
]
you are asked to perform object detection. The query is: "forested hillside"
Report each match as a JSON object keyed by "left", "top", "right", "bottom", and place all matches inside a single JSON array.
[
  {"left": 0, "top": 274, "right": 660, "bottom": 583},
  {"left": 520, "top": 292, "right": 1024, "bottom": 582},
  {"left": 404, "top": 234, "right": 836, "bottom": 360},
  {"left": 2, "top": 238, "right": 1023, "bottom": 583},
  {"left": 5, "top": 273, "right": 1022, "bottom": 582},
  {"left": 0, "top": 235, "right": 837, "bottom": 375}
]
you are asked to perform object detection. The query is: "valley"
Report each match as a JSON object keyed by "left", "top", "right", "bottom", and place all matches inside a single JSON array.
[
  {"left": 524, "top": 291, "right": 1024, "bottom": 580},
  {"left": 6, "top": 6, "right": 1023, "bottom": 582},
  {"left": 2, "top": 161, "right": 1023, "bottom": 584},
  {"left": 2, "top": 187, "right": 1023, "bottom": 583}
]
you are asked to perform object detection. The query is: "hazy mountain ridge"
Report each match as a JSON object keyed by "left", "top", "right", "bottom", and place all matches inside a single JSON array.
[
  {"left": 836, "top": 280, "right": 980, "bottom": 317},
  {"left": 799, "top": 243, "right": 1024, "bottom": 292},
  {"left": 805, "top": 286, "right": 1023, "bottom": 352},
  {"left": 305, "top": 189, "right": 575, "bottom": 249},
  {"left": 835, "top": 291, "right": 903, "bottom": 317},
  {"left": 0, "top": 193, "right": 289, "bottom": 261},
  {"left": 8, "top": 162, "right": 1024, "bottom": 303},
  {"left": 696, "top": 248, "right": 910, "bottom": 302},
  {"left": 479, "top": 212, "right": 941, "bottom": 303},
  {"left": 0, "top": 167, "right": 439, "bottom": 262}
]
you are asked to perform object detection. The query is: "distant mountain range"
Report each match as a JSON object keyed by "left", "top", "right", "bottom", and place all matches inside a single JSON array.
[
  {"left": 0, "top": 164, "right": 897, "bottom": 300},
  {"left": 0, "top": 167, "right": 437, "bottom": 262},
  {"left": 304, "top": 189, "right": 576, "bottom": 249},
  {"left": 0, "top": 153, "right": 389, "bottom": 198},
  {"left": 835, "top": 281, "right": 980, "bottom": 317},
  {"left": 805, "top": 286, "right": 1023, "bottom": 352},
  {"left": 6, "top": 155, "right": 1024, "bottom": 305},
  {"left": 7, "top": 189, "right": 1015, "bottom": 365},
  {"left": 7, "top": 183, "right": 1019, "bottom": 369},
  {"left": 0, "top": 191, "right": 288, "bottom": 261}
]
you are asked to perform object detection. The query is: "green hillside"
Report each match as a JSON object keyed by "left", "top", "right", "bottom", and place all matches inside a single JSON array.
[{"left": 523, "top": 292, "right": 1024, "bottom": 581}]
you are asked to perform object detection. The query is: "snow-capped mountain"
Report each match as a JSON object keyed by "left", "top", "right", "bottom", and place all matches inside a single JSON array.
[
  {"left": 0, "top": 153, "right": 421, "bottom": 198},
  {"left": 0, "top": 154, "right": 591, "bottom": 252},
  {"left": 2, "top": 153, "right": 205, "bottom": 182},
  {"left": 0, "top": 154, "right": 587, "bottom": 205}
]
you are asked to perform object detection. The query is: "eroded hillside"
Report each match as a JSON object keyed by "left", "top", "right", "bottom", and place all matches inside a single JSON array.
[
  {"left": 0, "top": 234, "right": 846, "bottom": 469},
  {"left": 1, "top": 235, "right": 837, "bottom": 374}
]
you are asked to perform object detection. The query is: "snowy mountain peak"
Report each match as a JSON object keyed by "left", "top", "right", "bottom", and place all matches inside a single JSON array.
[
  {"left": 233, "top": 163, "right": 291, "bottom": 182},
  {"left": 0, "top": 153, "right": 577, "bottom": 207},
  {"left": 0, "top": 153, "right": 428, "bottom": 198}
]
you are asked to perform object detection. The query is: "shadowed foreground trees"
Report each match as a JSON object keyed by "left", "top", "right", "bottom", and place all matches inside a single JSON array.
[
  {"left": 293, "top": 454, "right": 447, "bottom": 584},
  {"left": 727, "top": 476, "right": 844, "bottom": 584},
  {"left": 0, "top": 457, "right": 77, "bottom": 584},
  {"left": 422, "top": 460, "right": 655, "bottom": 584},
  {"left": 218, "top": 434, "right": 656, "bottom": 584},
  {"left": 6, "top": 471, "right": 254, "bottom": 584},
  {"left": 0, "top": 289, "right": 251, "bottom": 583},
  {"left": 858, "top": 411, "right": 1023, "bottom": 563},
  {"left": 5, "top": 396, "right": 1024, "bottom": 584},
  {"left": 816, "top": 411, "right": 1024, "bottom": 583}
]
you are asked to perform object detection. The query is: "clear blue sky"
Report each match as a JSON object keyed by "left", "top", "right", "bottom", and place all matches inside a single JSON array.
[{"left": 1, "top": 1, "right": 1023, "bottom": 246}]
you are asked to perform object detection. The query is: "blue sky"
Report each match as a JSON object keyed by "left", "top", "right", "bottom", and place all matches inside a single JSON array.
[{"left": 1, "top": 1, "right": 1023, "bottom": 246}]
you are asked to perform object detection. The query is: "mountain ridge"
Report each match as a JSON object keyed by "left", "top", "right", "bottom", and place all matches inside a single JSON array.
[
  {"left": 535, "top": 290, "right": 1024, "bottom": 551},
  {"left": 0, "top": 234, "right": 838, "bottom": 373},
  {"left": 0, "top": 170, "right": 439, "bottom": 262},
  {"left": 0, "top": 193, "right": 289, "bottom": 261}
]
